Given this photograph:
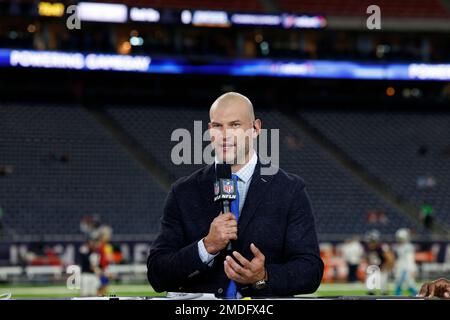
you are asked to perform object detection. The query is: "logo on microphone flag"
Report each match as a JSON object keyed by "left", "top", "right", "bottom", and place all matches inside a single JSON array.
[
  {"left": 214, "top": 179, "right": 237, "bottom": 202},
  {"left": 223, "top": 181, "right": 234, "bottom": 194}
]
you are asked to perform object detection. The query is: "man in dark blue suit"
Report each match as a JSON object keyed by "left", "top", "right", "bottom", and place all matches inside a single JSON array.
[{"left": 147, "top": 92, "right": 323, "bottom": 298}]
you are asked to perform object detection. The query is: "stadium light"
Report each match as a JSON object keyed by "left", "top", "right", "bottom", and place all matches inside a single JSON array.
[
  {"left": 181, "top": 10, "right": 231, "bottom": 27},
  {"left": 38, "top": 2, "right": 65, "bottom": 17},
  {"left": 130, "top": 7, "right": 160, "bottom": 23},
  {"left": 77, "top": 2, "right": 128, "bottom": 23},
  {"left": 130, "top": 36, "right": 144, "bottom": 47}
]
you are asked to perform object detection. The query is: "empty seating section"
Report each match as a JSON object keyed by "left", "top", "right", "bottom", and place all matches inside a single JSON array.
[
  {"left": 0, "top": 104, "right": 167, "bottom": 237},
  {"left": 301, "top": 110, "right": 450, "bottom": 229},
  {"left": 257, "top": 110, "right": 426, "bottom": 236},
  {"left": 106, "top": 106, "right": 211, "bottom": 180}
]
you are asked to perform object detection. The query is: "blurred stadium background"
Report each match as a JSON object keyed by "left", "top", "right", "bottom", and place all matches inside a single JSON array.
[{"left": 0, "top": 0, "right": 449, "bottom": 298}]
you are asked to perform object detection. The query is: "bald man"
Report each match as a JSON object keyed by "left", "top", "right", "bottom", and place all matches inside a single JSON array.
[{"left": 147, "top": 92, "right": 323, "bottom": 298}]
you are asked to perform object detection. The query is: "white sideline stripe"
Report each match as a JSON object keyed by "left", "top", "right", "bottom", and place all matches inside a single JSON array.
[
  {"left": 2, "top": 282, "right": 423, "bottom": 296},
  {"left": 2, "top": 284, "right": 366, "bottom": 296},
  {"left": 0, "top": 264, "right": 147, "bottom": 276},
  {"left": 1, "top": 285, "right": 154, "bottom": 295}
]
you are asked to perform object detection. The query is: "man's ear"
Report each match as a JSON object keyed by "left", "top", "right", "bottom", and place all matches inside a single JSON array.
[{"left": 253, "top": 119, "right": 261, "bottom": 138}]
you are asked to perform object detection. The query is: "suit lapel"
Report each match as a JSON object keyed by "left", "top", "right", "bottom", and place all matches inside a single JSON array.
[{"left": 237, "top": 161, "right": 274, "bottom": 238}]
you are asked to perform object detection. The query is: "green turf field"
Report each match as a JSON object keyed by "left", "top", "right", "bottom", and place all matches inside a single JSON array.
[{"left": 0, "top": 282, "right": 422, "bottom": 298}]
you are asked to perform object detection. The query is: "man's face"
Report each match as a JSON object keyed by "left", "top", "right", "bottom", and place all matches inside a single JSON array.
[{"left": 208, "top": 100, "right": 258, "bottom": 165}]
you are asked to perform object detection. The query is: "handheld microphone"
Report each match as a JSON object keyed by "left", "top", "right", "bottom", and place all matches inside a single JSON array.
[{"left": 214, "top": 164, "right": 237, "bottom": 251}]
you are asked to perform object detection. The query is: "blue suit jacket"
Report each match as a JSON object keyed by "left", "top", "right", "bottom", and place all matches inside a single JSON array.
[{"left": 147, "top": 161, "right": 324, "bottom": 297}]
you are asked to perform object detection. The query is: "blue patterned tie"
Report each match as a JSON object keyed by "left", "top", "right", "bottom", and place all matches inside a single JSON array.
[{"left": 225, "top": 174, "right": 239, "bottom": 299}]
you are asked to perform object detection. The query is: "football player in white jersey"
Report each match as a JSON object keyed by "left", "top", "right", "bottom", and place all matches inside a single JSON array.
[{"left": 394, "top": 228, "right": 417, "bottom": 296}]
